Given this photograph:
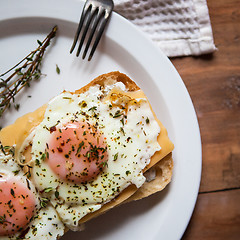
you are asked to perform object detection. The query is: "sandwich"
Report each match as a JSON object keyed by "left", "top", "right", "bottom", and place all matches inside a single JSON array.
[{"left": 0, "top": 71, "right": 174, "bottom": 239}]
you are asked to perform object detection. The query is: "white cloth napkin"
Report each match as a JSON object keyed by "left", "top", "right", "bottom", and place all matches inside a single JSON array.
[{"left": 114, "top": 0, "right": 216, "bottom": 57}]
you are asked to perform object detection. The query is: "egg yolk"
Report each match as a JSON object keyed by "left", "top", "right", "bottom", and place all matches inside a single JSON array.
[
  {"left": 47, "top": 121, "right": 108, "bottom": 183},
  {"left": 0, "top": 176, "right": 36, "bottom": 236}
]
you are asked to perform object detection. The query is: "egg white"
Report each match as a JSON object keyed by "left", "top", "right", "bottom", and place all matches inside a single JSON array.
[{"left": 30, "top": 83, "right": 161, "bottom": 230}]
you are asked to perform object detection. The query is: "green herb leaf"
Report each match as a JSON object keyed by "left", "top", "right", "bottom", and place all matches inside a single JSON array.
[
  {"left": 35, "top": 159, "right": 41, "bottom": 166},
  {"left": 14, "top": 104, "right": 20, "bottom": 111},
  {"left": 146, "top": 117, "right": 150, "bottom": 124},
  {"left": 0, "top": 215, "right": 10, "bottom": 224},
  {"left": 76, "top": 141, "right": 84, "bottom": 155},
  {"left": 12, "top": 170, "right": 20, "bottom": 176},
  {"left": 113, "top": 110, "right": 122, "bottom": 118},
  {"left": 79, "top": 101, "right": 87, "bottom": 108},
  {"left": 41, "top": 153, "right": 46, "bottom": 161},
  {"left": 88, "top": 106, "right": 97, "bottom": 111},
  {"left": 101, "top": 161, "right": 108, "bottom": 168},
  {"left": 37, "top": 40, "right": 43, "bottom": 46},
  {"left": 40, "top": 198, "right": 49, "bottom": 208},
  {"left": 44, "top": 187, "right": 53, "bottom": 193},
  {"left": 56, "top": 64, "right": 60, "bottom": 74},
  {"left": 113, "top": 152, "right": 118, "bottom": 161},
  {"left": 10, "top": 188, "right": 15, "bottom": 197},
  {"left": 120, "top": 127, "right": 125, "bottom": 135},
  {"left": 55, "top": 190, "right": 59, "bottom": 199}
]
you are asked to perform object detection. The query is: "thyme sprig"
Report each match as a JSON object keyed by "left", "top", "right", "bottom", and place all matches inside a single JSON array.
[{"left": 0, "top": 26, "right": 58, "bottom": 117}]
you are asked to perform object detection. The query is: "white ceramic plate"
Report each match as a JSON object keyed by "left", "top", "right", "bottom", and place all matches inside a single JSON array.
[{"left": 0, "top": 0, "right": 202, "bottom": 239}]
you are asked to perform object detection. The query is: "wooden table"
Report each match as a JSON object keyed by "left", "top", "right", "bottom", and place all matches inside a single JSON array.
[
  {"left": 170, "top": 0, "right": 240, "bottom": 239},
  {"left": 0, "top": 1, "right": 239, "bottom": 238}
]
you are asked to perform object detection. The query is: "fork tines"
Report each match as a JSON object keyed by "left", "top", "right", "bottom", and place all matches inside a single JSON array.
[{"left": 70, "top": 0, "right": 114, "bottom": 61}]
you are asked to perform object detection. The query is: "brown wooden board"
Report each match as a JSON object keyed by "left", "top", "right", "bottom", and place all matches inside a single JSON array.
[{"left": 170, "top": 0, "right": 240, "bottom": 238}]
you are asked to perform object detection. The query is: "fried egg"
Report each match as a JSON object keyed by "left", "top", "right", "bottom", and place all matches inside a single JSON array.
[
  {"left": 26, "top": 82, "right": 161, "bottom": 230},
  {"left": 0, "top": 145, "right": 64, "bottom": 239}
]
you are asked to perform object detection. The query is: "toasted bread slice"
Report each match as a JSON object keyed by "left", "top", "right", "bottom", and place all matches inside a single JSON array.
[{"left": 0, "top": 71, "right": 174, "bottom": 229}]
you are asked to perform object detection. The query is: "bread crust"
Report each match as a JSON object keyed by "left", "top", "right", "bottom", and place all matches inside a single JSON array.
[{"left": 74, "top": 71, "right": 140, "bottom": 95}]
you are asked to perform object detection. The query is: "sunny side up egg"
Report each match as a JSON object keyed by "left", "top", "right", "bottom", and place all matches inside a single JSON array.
[
  {"left": 20, "top": 82, "right": 161, "bottom": 230},
  {"left": 0, "top": 146, "right": 65, "bottom": 239}
]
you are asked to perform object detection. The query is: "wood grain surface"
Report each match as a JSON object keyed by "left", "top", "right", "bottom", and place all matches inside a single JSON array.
[{"left": 170, "top": 0, "right": 240, "bottom": 239}]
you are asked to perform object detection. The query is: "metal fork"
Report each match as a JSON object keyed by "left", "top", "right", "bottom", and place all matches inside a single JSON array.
[{"left": 70, "top": 0, "right": 114, "bottom": 61}]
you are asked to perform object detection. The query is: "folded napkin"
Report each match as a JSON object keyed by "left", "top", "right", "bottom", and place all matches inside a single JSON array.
[{"left": 114, "top": 0, "right": 216, "bottom": 57}]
